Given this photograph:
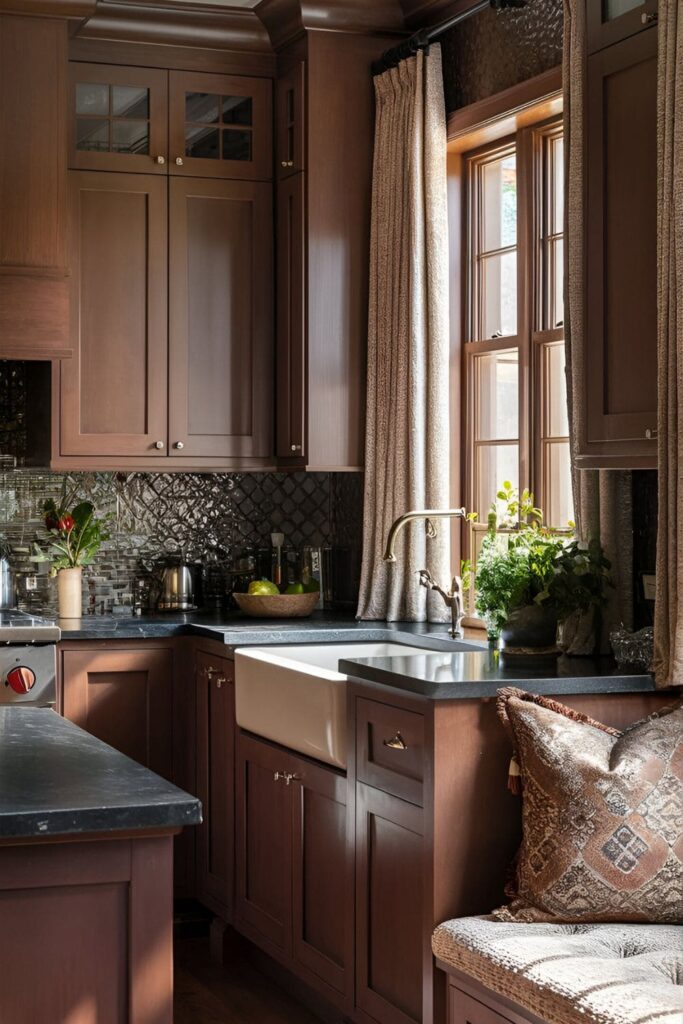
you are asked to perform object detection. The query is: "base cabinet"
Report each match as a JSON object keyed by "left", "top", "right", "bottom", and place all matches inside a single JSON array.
[
  {"left": 195, "top": 650, "right": 235, "bottom": 920},
  {"left": 235, "top": 730, "right": 351, "bottom": 1011}
]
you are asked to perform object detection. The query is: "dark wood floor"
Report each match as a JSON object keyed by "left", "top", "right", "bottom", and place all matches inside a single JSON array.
[{"left": 174, "top": 937, "right": 323, "bottom": 1024}]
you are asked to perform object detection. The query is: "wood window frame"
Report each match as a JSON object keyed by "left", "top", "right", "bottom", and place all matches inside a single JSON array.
[{"left": 446, "top": 68, "right": 564, "bottom": 620}]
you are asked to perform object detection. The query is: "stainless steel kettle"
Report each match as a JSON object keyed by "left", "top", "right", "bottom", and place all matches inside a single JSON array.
[
  {"left": 0, "top": 551, "right": 16, "bottom": 610},
  {"left": 157, "top": 563, "right": 199, "bottom": 611}
]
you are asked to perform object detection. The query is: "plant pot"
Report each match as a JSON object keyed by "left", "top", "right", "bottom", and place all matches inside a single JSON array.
[
  {"left": 500, "top": 604, "right": 559, "bottom": 654},
  {"left": 57, "top": 566, "right": 82, "bottom": 619},
  {"left": 558, "top": 607, "right": 600, "bottom": 656}
]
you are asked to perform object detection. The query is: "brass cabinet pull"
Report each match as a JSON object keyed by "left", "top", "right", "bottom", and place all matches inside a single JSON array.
[
  {"left": 205, "top": 666, "right": 226, "bottom": 686},
  {"left": 175, "top": 156, "right": 184, "bottom": 165},
  {"left": 290, "top": 443, "right": 302, "bottom": 452},
  {"left": 273, "top": 771, "right": 302, "bottom": 785},
  {"left": 383, "top": 732, "right": 408, "bottom": 751},
  {"left": 153, "top": 440, "right": 164, "bottom": 449},
  {"left": 645, "top": 428, "right": 658, "bottom": 440},
  {"left": 155, "top": 155, "right": 166, "bottom": 165},
  {"left": 174, "top": 441, "right": 185, "bottom": 450},
  {"left": 641, "top": 11, "right": 657, "bottom": 24}
]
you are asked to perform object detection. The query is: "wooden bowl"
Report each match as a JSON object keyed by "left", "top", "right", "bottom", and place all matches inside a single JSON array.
[{"left": 233, "top": 591, "right": 320, "bottom": 619}]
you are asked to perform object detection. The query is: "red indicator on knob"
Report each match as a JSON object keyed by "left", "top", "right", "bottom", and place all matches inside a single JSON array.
[{"left": 6, "top": 667, "right": 36, "bottom": 694}]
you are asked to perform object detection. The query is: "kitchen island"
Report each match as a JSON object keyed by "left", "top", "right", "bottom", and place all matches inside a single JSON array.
[{"left": 0, "top": 707, "right": 201, "bottom": 1024}]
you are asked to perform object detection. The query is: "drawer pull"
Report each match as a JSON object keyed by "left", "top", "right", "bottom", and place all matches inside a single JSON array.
[
  {"left": 273, "top": 771, "right": 301, "bottom": 785},
  {"left": 383, "top": 732, "right": 408, "bottom": 751}
]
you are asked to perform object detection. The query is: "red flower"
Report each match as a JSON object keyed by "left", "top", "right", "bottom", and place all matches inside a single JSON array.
[{"left": 57, "top": 515, "right": 75, "bottom": 533}]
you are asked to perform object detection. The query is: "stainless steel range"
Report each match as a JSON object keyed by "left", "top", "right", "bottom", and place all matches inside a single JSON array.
[{"left": 0, "top": 612, "right": 60, "bottom": 708}]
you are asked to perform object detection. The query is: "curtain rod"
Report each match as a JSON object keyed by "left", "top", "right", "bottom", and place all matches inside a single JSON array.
[{"left": 372, "top": 0, "right": 528, "bottom": 77}]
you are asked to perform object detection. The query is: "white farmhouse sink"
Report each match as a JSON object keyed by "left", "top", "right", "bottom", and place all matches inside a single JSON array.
[{"left": 234, "top": 643, "right": 429, "bottom": 769}]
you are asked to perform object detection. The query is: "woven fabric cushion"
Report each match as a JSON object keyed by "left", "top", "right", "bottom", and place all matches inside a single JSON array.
[
  {"left": 494, "top": 691, "right": 683, "bottom": 923},
  {"left": 432, "top": 917, "right": 683, "bottom": 1024}
]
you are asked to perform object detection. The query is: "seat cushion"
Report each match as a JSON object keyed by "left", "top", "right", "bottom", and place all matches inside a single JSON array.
[
  {"left": 433, "top": 917, "right": 683, "bottom": 1024},
  {"left": 493, "top": 689, "right": 683, "bottom": 923}
]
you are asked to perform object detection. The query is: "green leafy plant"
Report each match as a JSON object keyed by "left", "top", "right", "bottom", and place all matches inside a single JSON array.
[
  {"left": 544, "top": 538, "right": 613, "bottom": 619},
  {"left": 33, "top": 488, "right": 110, "bottom": 575}
]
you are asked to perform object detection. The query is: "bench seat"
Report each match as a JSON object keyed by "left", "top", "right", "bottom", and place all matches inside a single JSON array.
[{"left": 432, "top": 917, "right": 683, "bottom": 1024}]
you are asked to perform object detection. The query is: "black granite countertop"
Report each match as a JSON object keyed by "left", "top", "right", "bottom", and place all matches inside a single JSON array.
[
  {"left": 339, "top": 648, "right": 656, "bottom": 700},
  {"left": 0, "top": 708, "right": 202, "bottom": 839}
]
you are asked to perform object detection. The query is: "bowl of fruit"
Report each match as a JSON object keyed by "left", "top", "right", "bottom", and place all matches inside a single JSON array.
[{"left": 233, "top": 578, "right": 321, "bottom": 618}]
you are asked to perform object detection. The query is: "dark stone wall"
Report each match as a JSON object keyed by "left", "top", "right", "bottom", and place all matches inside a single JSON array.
[{"left": 440, "top": 0, "right": 563, "bottom": 112}]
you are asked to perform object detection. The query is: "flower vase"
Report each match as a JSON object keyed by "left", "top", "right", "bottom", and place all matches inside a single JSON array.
[{"left": 57, "top": 566, "right": 82, "bottom": 619}]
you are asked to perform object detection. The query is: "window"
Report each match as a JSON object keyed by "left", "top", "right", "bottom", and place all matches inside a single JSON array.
[{"left": 463, "top": 118, "right": 572, "bottom": 531}]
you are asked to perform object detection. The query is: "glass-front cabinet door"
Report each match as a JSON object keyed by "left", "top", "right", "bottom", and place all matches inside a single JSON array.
[
  {"left": 68, "top": 64, "right": 168, "bottom": 173},
  {"left": 168, "top": 71, "right": 272, "bottom": 181},
  {"left": 587, "top": 0, "right": 658, "bottom": 53}
]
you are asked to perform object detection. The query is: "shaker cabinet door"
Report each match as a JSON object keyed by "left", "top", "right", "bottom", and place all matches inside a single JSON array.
[
  {"left": 60, "top": 172, "right": 168, "bottom": 458},
  {"left": 168, "top": 177, "right": 273, "bottom": 459}
]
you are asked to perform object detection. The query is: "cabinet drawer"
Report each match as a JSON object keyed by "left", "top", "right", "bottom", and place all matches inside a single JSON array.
[
  {"left": 449, "top": 985, "right": 516, "bottom": 1024},
  {"left": 356, "top": 698, "right": 425, "bottom": 806}
]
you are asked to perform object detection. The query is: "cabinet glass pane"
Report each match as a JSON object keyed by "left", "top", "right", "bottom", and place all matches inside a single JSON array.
[
  {"left": 222, "top": 96, "right": 252, "bottom": 126},
  {"left": 475, "top": 445, "right": 519, "bottom": 519},
  {"left": 474, "top": 349, "right": 518, "bottom": 440},
  {"left": 604, "top": 0, "right": 643, "bottom": 19},
  {"left": 544, "top": 441, "right": 573, "bottom": 528},
  {"left": 76, "top": 118, "right": 109, "bottom": 152},
  {"left": 112, "top": 86, "right": 149, "bottom": 119},
  {"left": 76, "top": 82, "right": 109, "bottom": 116},
  {"left": 185, "top": 92, "right": 221, "bottom": 125},
  {"left": 481, "top": 252, "right": 517, "bottom": 338},
  {"left": 482, "top": 154, "right": 517, "bottom": 251},
  {"left": 112, "top": 119, "right": 149, "bottom": 155},
  {"left": 185, "top": 125, "right": 220, "bottom": 159},
  {"left": 222, "top": 130, "right": 252, "bottom": 162}
]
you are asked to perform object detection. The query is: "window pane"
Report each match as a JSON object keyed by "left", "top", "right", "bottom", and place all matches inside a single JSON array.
[
  {"left": 545, "top": 441, "right": 573, "bottom": 528},
  {"left": 112, "top": 119, "right": 149, "bottom": 155},
  {"left": 552, "top": 237, "right": 564, "bottom": 328},
  {"left": 475, "top": 349, "right": 518, "bottom": 440},
  {"left": 76, "top": 83, "right": 109, "bottom": 116},
  {"left": 185, "top": 92, "right": 221, "bottom": 124},
  {"left": 222, "top": 129, "right": 252, "bottom": 162},
  {"left": 544, "top": 342, "right": 569, "bottom": 438},
  {"left": 481, "top": 252, "right": 517, "bottom": 338},
  {"left": 112, "top": 86, "right": 149, "bottom": 119},
  {"left": 185, "top": 125, "right": 220, "bottom": 159},
  {"left": 475, "top": 444, "right": 519, "bottom": 519},
  {"left": 76, "top": 118, "right": 109, "bottom": 152},
  {"left": 552, "top": 136, "right": 564, "bottom": 236},
  {"left": 482, "top": 154, "right": 517, "bottom": 251},
  {"left": 222, "top": 96, "right": 252, "bottom": 126}
]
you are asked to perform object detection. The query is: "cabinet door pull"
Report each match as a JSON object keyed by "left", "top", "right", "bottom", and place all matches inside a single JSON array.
[
  {"left": 175, "top": 156, "right": 184, "bottom": 166},
  {"left": 290, "top": 443, "right": 302, "bottom": 452},
  {"left": 155, "top": 155, "right": 166, "bottom": 165},
  {"left": 645, "top": 428, "right": 658, "bottom": 440},
  {"left": 273, "top": 770, "right": 301, "bottom": 785},
  {"left": 383, "top": 732, "right": 408, "bottom": 751},
  {"left": 641, "top": 11, "right": 657, "bottom": 24},
  {"left": 174, "top": 441, "right": 185, "bottom": 450},
  {"left": 153, "top": 440, "right": 164, "bottom": 450}
]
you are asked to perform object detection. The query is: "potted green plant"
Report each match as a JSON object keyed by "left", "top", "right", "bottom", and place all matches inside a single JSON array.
[
  {"left": 34, "top": 492, "right": 110, "bottom": 619},
  {"left": 546, "top": 538, "right": 613, "bottom": 655}
]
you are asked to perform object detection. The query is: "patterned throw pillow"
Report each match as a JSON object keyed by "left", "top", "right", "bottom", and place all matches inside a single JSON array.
[{"left": 493, "top": 688, "right": 683, "bottom": 924}]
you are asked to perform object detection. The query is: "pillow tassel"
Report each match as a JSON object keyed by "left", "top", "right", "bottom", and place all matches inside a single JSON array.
[{"left": 507, "top": 755, "right": 522, "bottom": 795}]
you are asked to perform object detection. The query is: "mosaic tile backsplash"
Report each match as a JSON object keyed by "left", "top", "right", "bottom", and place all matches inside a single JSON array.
[{"left": 0, "top": 466, "right": 363, "bottom": 615}]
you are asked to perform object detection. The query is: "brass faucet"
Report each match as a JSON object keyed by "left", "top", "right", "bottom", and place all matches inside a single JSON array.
[{"left": 382, "top": 508, "right": 468, "bottom": 640}]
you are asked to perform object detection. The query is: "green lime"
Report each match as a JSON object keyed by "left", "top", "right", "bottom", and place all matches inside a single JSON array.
[
  {"left": 303, "top": 578, "right": 320, "bottom": 593},
  {"left": 285, "top": 582, "right": 304, "bottom": 594}
]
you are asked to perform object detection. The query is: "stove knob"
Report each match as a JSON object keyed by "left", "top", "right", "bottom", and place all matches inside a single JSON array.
[{"left": 6, "top": 666, "right": 36, "bottom": 694}]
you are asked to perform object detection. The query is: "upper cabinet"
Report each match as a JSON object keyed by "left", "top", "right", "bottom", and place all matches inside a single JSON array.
[
  {"left": 580, "top": 9, "right": 658, "bottom": 468},
  {"left": 0, "top": 14, "right": 71, "bottom": 359},
  {"left": 69, "top": 63, "right": 272, "bottom": 181},
  {"left": 276, "top": 61, "right": 305, "bottom": 179},
  {"left": 587, "top": 0, "right": 658, "bottom": 53}
]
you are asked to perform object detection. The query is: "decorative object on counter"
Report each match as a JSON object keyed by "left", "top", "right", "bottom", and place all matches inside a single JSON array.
[
  {"left": 233, "top": 590, "right": 320, "bottom": 619},
  {"left": 494, "top": 687, "right": 683, "bottom": 923},
  {"left": 610, "top": 626, "right": 654, "bottom": 673},
  {"left": 33, "top": 491, "right": 110, "bottom": 619},
  {"left": 271, "top": 531, "right": 284, "bottom": 587},
  {"left": 157, "top": 559, "right": 200, "bottom": 612}
]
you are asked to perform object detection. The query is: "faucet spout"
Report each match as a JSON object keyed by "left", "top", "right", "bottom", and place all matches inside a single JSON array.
[{"left": 382, "top": 508, "right": 467, "bottom": 562}]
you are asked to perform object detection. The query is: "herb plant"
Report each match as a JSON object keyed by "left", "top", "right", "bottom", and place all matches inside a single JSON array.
[{"left": 34, "top": 487, "right": 110, "bottom": 575}]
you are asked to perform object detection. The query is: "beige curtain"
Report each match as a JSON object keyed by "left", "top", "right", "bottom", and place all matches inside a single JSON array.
[
  {"left": 654, "top": 1, "right": 683, "bottom": 687},
  {"left": 357, "top": 46, "right": 450, "bottom": 622},
  {"left": 563, "top": 0, "right": 634, "bottom": 646}
]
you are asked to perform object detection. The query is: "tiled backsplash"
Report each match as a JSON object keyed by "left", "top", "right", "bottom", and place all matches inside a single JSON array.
[{"left": 0, "top": 466, "right": 363, "bottom": 614}]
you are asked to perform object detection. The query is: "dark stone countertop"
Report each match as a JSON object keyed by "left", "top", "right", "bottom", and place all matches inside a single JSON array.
[
  {"left": 0, "top": 708, "right": 202, "bottom": 840},
  {"left": 339, "top": 648, "right": 657, "bottom": 700}
]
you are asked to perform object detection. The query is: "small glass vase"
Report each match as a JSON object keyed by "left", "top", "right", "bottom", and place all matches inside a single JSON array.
[{"left": 57, "top": 566, "right": 82, "bottom": 619}]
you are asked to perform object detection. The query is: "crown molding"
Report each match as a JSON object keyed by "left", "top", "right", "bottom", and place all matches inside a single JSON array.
[
  {"left": 0, "top": 0, "right": 96, "bottom": 17},
  {"left": 255, "top": 0, "right": 406, "bottom": 50}
]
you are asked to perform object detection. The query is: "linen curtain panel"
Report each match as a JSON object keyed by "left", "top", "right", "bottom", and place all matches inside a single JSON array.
[
  {"left": 357, "top": 46, "right": 450, "bottom": 622},
  {"left": 654, "top": 1, "right": 683, "bottom": 687},
  {"left": 563, "top": 0, "right": 634, "bottom": 647}
]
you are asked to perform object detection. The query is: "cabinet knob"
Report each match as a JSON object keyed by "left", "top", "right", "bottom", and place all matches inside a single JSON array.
[
  {"left": 155, "top": 155, "right": 166, "bottom": 165},
  {"left": 174, "top": 441, "right": 185, "bottom": 450},
  {"left": 281, "top": 160, "right": 294, "bottom": 168},
  {"left": 641, "top": 11, "right": 657, "bottom": 24},
  {"left": 290, "top": 444, "right": 302, "bottom": 452},
  {"left": 383, "top": 732, "right": 408, "bottom": 751},
  {"left": 645, "top": 428, "right": 658, "bottom": 440},
  {"left": 175, "top": 156, "right": 184, "bottom": 166},
  {"left": 153, "top": 440, "right": 164, "bottom": 450}
]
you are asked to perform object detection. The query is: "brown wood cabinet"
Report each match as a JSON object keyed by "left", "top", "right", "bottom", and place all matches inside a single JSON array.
[
  {"left": 195, "top": 649, "right": 234, "bottom": 920},
  {"left": 68, "top": 62, "right": 271, "bottom": 181},
  {"left": 587, "top": 0, "right": 658, "bottom": 53},
  {"left": 60, "top": 171, "right": 169, "bottom": 459},
  {"left": 276, "top": 61, "right": 305, "bottom": 179},
  {"left": 60, "top": 644, "right": 174, "bottom": 780},
  {"left": 169, "top": 177, "right": 273, "bottom": 459},
  {"left": 0, "top": 14, "right": 71, "bottom": 359},
  {"left": 581, "top": 19, "right": 658, "bottom": 468},
  {"left": 276, "top": 172, "right": 306, "bottom": 459},
  {"left": 235, "top": 730, "right": 352, "bottom": 1011}
]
